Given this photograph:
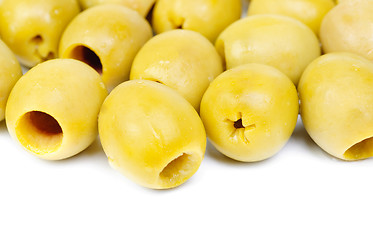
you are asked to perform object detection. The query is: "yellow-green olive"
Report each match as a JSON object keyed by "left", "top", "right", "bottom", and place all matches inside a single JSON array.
[
  {"left": 320, "top": 0, "right": 373, "bottom": 61},
  {"left": 130, "top": 30, "right": 223, "bottom": 111},
  {"left": 248, "top": 0, "right": 335, "bottom": 35},
  {"left": 78, "top": 0, "right": 155, "bottom": 17},
  {"left": 215, "top": 15, "right": 320, "bottom": 86},
  {"left": 6, "top": 59, "right": 107, "bottom": 160},
  {"left": 0, "top": 0, "right": 80, "bottom": 67},
  {"left": 59, "top": 4, "right": 152, "bottom": 91},
  {"left": 335, "top": 0, "right": 364, "bottom": 4},
  {"left": 299, "top": 52, "right": 373, "bottom": 161},
  {"left": 99, "top": 80, "right": 206, "bottom": 189},
  {"left": 152, "top": 0, "right": 242, "bottom": 42},
  {"left": 0, "top": 40, "right": 22, "bottom": 121},
  {"left": 200, "top": 63, "right": 299, "bottom": 162}
]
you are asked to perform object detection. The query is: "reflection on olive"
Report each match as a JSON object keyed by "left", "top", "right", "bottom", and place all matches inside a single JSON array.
[
  {"left": 0, "top": 0, "right": 80, "bottom": 67},
  {"left": 6, "top": 59, "right": 107, "bottom": 160},
  {"left": 130, "top": 30, "right": 223, "bottom": 111},
  {"left": 79, "top": 0, "right": 155, "bottom": 16},
  {"left": 0, "top": 40, "right": 22, "bottom": 121},
  {"left": 59, "top": 4, "right": 152, "bottom": 91},
  {"left": 299, "top": 52, "right": 373, "bottom": 161},
  {"left": 152, "top": 0, "right": 242, "bottom": 42},
  {"left": 99, "top": 80, "right": 206, "bottom": 189},
  {"left": 200, "top": 63, "right": 299, "bottom": 162},
  {"left": 215, "top": 14, "right": 321, "bottom": 86}
]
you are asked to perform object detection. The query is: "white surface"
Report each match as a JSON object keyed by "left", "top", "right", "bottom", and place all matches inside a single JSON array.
[{"left": 2, "top": 117, "right": 373, "bottom": 240}]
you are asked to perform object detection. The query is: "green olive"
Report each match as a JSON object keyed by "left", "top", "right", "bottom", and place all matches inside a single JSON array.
[
  {"left": 130, "top": 30, "right": 223, "bottom": 111},
  {"left": 200, "top": 63, "right": 299, "bottom": 162},
  {"left": 99, "top": 80, "right": 206, "bottom": 189},
  {"left": 0, "top": 0, "right": 80, "bottom": 67},
  {"left": 152, "top": 0, "right": 242, "bottom": 42},
  {"left": 79, "top": 0, "right": 155, "bottom": 17},
  {"left": 299, "top": 52, "right": 373, "bottom": 161},
  {"left": 320, "top": 0, "right": 373, "bottom": 61},
  {"left": 215, "top": 14, "right": 321, "bottom": 86},
  {"left": 6, "top": 59, "right": 107, "bottom": 160},
  {"left": 59, "top": 4, "right": 152, "bottom": 91},
  {"left": 248, "top": 0, "right": 335, "bottom": 35},
  {"left": 0, "top": 39, "right": 22, "bottom": 121}
]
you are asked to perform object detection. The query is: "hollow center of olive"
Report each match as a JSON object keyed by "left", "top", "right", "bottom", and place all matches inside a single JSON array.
[
  {"left": 234, "top": 119, "right": 245, "bottom": 129},
  {"left": 70, "top": 46, "right": 102, "bottom": 74},
  {"left": 30, "top": 35, "right": 43, "bottom": 44},
  {"left": 16, "top": 111, "right": 63, "bottom": 154},
  {"left": 344, "top": 137, "right": 373, "bottom": 160},
  {"left": 159, "top": 153, "right": 197, "bottom": 187},
  {"left": 29, "top": 111, "right": 62, "bottom": 134}
]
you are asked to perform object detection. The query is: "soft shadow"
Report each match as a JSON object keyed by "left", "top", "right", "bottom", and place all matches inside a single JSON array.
[
  {"left": 291, "top": 121, "right": 319, "bottom": 150},
  {"left": 145, "top": 1, "right": 156, "bottom": 24},
  {"left": 0, "top": 120, "right": 7, "bottom": 132},
  {"left": 76, "top": 137, "right": 106, "bottom": 159},
  {"left": 205, "top": 139, "right": 274, "bottom": 167},
  {"left": 44, "top": 137, "right": 108, "bottom": 166},
  {"left": 291, "top": 119, "right": 343, "bottom": 162}
]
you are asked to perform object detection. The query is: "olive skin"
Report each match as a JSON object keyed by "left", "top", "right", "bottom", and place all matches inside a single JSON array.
[
  {"left": 6, "top": 59, "right": 107, "bottom": 160},
  {"left": 152, "top": 0, "right": 242, "bottom": 42},
  {"left": 78, "top": 0, "right": 155, "bottom": 16},
  {"left": 200, "top": 63, "right": 299, "bottom": 162},
  {"left": 99, "top": 80, "right": 206, "bottom": 189},
  {"left": 299, "top": 52, "right": 373, "bottom": 161},
  {"left": 0, "top": 0, "right": 80, "bottom": 67},
  {"left": 0, "top": 40, "right": 22, "bottom": 121},
  {"left": 59, "top": 4, "right": 152, "bottom": 91},
  {"left": 130, "top": 30, "right": 223, "bottom": 111},
  {"left": 248, "top": 0, "right": 335, "bottom": 35},
  {"left": 215, "top": 15, "right": 321, "bottom": 86},
  {"left": 320, "top": 0, "right": 373, "bottom": 61}
]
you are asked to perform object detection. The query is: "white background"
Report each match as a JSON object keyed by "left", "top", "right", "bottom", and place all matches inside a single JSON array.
[
  {"left": 2, "top": 1, "right": 373, "bottom": 239},
  {"left": 2, "top": 117, "right": 373, "bottom": 240}
]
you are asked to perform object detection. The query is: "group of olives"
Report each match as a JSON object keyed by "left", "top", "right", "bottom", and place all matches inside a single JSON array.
[{"left": 1, "top": 0, "right": 373, "bottom": 189}]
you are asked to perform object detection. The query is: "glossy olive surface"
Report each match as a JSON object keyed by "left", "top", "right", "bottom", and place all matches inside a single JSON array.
[
  {"left": 59, "top": 4, "right": 152, "bottom": 91},
  {"left": 0, "top": 40, "right": 22, "bottom": 121},
  {"left": 215, "top": 14, "right": 321, "bottom": 86},
  {"left": 200, "top": 63, "right": 299, "bottom": 162},
  {"left": 79, "top": 0, "right": 155, "bottom": 16},
  {"left": 299, "top": 52, "right": 373, "bottom": 160},
  {"left": 152, "top": 0, "right": 242, "bottom": 42},
  {"left": 6, "top": 59, "right": 107, "bottom": 160},
  {"left": 248, "top": 0, "right": 335, "bottom": 35},
  {"left": 99, "top": 80, "right": 206, "bottom": 189},
  {"left": 320, "top": 0, "right": 373, "bottom": 61},
  {"left": 130, "top": 30, "right": 223, "bottom": 111},
  {"left": 0, "top": 0, "right": 80, "bottom": 67}
]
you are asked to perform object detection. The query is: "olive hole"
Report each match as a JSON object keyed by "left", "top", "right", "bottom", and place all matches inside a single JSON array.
[
  {"left": 234, "top": 119, "right": 244, "bottom": 129},
  {"left": 159, "top": 153, "right": 197, "bottom": 187},
  {"left": 44, "top": 52, "right": 55, "bottom": 61},
  {"left": 169, "top": 17, "right": 185, "bottom": 29},
  {"left": 226, "top": 116, "right": 255, "bottom": 144},
  {"left": 30, "top": 35, "right": 43, "bottom": 44},
  {"left": 29, "top": 111, "right": 62, "bottom": 134},
  {"left": 344, "top": 137, "right": 373, "bottom": 160},
  {"left": 69, "top": 46, "right": 103, "bottom": 74},
  {"left": 30, "top": 35, "right": 56, "bottom": 61},
  {"left": 16, "top": 111, "right": 63, "bottom": 154}
]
